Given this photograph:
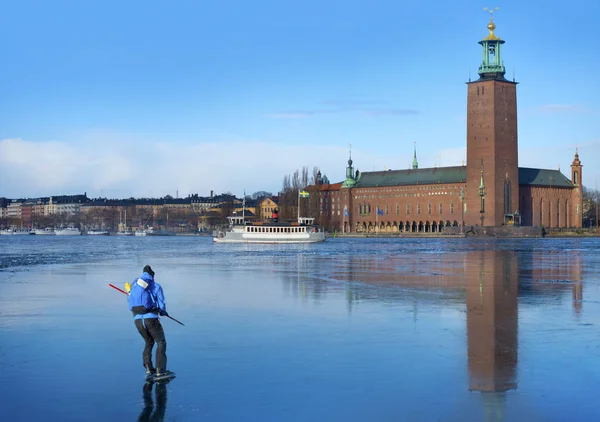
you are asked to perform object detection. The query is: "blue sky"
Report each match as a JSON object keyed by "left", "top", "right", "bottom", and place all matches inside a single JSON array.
[{"left": 1, "top": 0, "right": 599, "bottom": 199}]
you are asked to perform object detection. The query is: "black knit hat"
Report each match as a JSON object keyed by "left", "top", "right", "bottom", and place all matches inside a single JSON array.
[{"left": 143, "top": 265, "right": 155, "bottom": 277}]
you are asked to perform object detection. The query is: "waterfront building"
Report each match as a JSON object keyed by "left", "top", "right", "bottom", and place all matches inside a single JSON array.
[
  {"left": 316, "top": 15, "right": 583, "bottom": 233},
  {"left": 258, "top": 197, "right": 279, "bottom": 221}
]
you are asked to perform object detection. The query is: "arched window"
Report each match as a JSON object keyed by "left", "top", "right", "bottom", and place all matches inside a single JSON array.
[
  {"left": 574, "top": 171, "right": 579, "bottom": 185},
  {"left": 539, "top": 199, "right": 543, "bottom": 226},
  {"left": 504, "top": 180, "right": 512, "bottom": 214}
]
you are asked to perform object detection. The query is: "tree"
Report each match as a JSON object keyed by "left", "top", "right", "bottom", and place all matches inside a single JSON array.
[
  {"left": 220, "top": 199, "right": 235, "bottom": 224},
  {"left": 278, "top": 165, "right": 321, "bottom": 222},
  {"left": 251, "top": 191, "right": 272, "bottom": 200},
  {"left": 582, "top": 185, "right": 599, "bottom": 228}
]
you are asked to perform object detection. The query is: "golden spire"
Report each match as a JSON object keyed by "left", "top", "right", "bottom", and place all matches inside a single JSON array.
[{"left": 483, "top": 7, "right": 500, "bottom": 40}]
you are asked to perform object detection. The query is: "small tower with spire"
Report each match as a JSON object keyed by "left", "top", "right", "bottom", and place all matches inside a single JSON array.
[
  {"left": 570, "top": 148, "right": 583, "bottom": 228},
  {"left": 571, "top": 148, "right": 582, "bottom": 186},
  {"left": 412, "top": 142, "right": 419, "bottom": 170},
  {"left": 342, "top": 143, "right": 357, "bottom": 188}
]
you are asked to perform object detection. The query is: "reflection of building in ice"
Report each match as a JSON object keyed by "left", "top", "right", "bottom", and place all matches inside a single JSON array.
[
  {"left": 466, "top": 250, "right": 518, "bottom": 421},
  {"left": 520, "top": 250, "right": 583, "bottom": 317}
]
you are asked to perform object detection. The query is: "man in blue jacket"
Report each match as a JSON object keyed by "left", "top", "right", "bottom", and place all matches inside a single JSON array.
[{"left": 128, "top": 265, "right": 172, "bottom": 379}]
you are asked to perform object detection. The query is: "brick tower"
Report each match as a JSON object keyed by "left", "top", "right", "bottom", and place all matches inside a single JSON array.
[
  {"left": 466, "top": 13, "right": 519, "bottom": 227},
  {"left": 570, "top": 149, "right": 583, "bottom": 227}
]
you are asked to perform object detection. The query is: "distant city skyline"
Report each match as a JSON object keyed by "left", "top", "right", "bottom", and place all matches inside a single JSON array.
[{"left": 1, "top": 0, "right": 599, "bottom": 199}]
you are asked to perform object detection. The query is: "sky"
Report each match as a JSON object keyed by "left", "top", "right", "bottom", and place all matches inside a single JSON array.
[{"left": 1, "top": 0, "right": 599, "bottom": 199}]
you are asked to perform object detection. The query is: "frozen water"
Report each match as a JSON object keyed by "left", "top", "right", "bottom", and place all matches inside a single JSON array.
[{"left": 1, "top": 236, "right": 600, "bottom": 421}]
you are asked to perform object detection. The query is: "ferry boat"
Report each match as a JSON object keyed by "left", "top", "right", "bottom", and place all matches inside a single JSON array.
[
  {"left": 213, "top": 215, "right": 325, "bottom": 244},
  {"left": 55, "top": 227, "right": 81, "bottom": 236}
]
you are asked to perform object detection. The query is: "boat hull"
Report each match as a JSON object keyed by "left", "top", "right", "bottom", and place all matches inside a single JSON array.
[
  {"left": 32, "top": 229, "right": 55, "bottom": 236},
  {"left": 212, "top": 231, "right": 325, "bottom": 244},
  {"left": 55, "top": 228, "right": 81, "bottom": 236},
  {"left": 87, "top": 230, "right": 109, "bottom": 236}
]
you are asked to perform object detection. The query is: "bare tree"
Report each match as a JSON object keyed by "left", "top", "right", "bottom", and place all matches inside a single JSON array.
[{"left": 301, "top": 166, "right": 309, "bottom": 189}]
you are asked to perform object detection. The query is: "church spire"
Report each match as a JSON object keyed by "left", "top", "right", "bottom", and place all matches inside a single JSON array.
[
  {"left": 412, "top": 142, "right": 419, "bottom": 169},
  {"left": 342, "top": 142, "right": 357, "bottom": 188}
]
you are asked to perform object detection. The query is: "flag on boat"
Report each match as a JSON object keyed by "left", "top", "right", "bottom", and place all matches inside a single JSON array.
[
  {"left": 299, "top": 190, "right": 309, "bottom": 198},
  {"left": 344, "top": 207, "right": 350, "bottom": 217}
]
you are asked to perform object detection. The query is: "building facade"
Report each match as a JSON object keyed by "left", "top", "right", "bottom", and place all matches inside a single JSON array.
[{"left": 317, "top": 16, "right": 583, "bottom": 233}]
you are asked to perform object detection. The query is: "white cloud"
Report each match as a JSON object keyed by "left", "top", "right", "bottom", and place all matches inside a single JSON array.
[
  {"left": 4, "top": 134, "right": 596, "bottom": 200},
  {"left": 0, "top": 136, "right": 357, "bottom": 198}
]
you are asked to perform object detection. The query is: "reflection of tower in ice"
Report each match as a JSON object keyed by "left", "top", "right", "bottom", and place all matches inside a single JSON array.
[
  {"left": 571, "top": 253, "right": 583, "bottom": 318},
  {"left": 466, "top": 250, "right": 518, "bottom": 421},
  {"left": 572, "top": 279, "right": 583, "bottom": 318}
]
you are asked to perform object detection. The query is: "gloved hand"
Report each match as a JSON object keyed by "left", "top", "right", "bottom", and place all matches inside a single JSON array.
[
  {"left": 160, "top": 310, "right": 167, "bottom": 317},
  {"left": 124, "top": 282, "right": 131, "bottom": 294}
]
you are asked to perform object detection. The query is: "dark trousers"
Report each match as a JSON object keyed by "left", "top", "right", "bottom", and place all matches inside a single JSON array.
[{"left": 134, "top": 318, "right": 167, "bottom": 371}]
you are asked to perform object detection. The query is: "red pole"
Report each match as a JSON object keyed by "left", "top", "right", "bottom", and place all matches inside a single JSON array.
[{"left": 109, "top": 283, "right": 128, "bottom": 295}]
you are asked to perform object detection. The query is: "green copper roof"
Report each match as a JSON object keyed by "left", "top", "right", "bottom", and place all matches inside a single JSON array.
[
  {"left": 355, "top": 166, "right": 467, "bottom": 188},
  {"left": 518, "top": 168, "right": 573, "bottom": 188},
  {"left": 350, "top": 166, "right": 573, "bottom": 188}
]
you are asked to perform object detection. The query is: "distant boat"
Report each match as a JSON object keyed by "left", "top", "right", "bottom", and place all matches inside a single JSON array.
[
  {"left": 32, "top": 228, "right": 56, "bottom": 236},
  {"left": 135, "top": 227, "right": 174, "bottom": 236},
  {"left": 117, "top": 209, "right": 133, "bottom": 235},
  {"left": 87, "top": 229, "right": 109, "bottom": 236},
  {"left": 55, "top": 227, "right": 81, "bottom": 236},
  {"left": 0, "top": 228, "right": 31, "bottom": 235}
]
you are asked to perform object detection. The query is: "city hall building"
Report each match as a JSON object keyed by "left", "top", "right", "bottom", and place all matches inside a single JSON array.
[{"left": 316, "top": 16, "right": 583, "bottom": 234}]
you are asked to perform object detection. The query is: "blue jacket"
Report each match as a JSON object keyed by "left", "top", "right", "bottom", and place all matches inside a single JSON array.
[{"left": 127, "top": 272, "right": 167, "bottom": 320}]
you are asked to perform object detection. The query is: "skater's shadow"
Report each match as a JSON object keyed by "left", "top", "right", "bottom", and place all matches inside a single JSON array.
[{"left": 138, "top": 381, "right": 169, "bottom": 422}]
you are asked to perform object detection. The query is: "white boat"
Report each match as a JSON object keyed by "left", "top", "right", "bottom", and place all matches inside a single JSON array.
[
  {"left": 135, "top": 227, "right": 174, "bottom": 236},
  {"left": 135, "top": 228, "right": 150, "bottom": 236},
  {"left": 87, "top": 230, "right": 109, "bottom": 236},
  {"left": 32, "top": 228, "right": 56, "bottom": 236},
  {"left": 55, "top": 227, "right": 81, "bottom": 236},
  {"left": 213, "top": 215, "right": 325, "bottom": 244},
  {"left": 117, "top": 230, "right": 134, "bottom": 236},
  {"left": 0, "top": 228, "right": 31, "bottom": 235}
]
